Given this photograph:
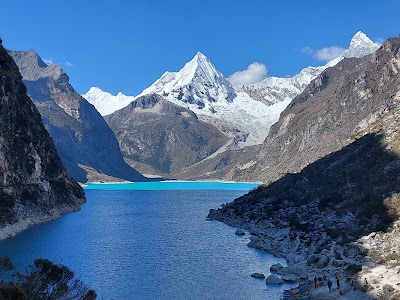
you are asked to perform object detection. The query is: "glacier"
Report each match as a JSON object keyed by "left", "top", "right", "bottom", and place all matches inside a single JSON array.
[{"left": 83, "top": 31, "right": 380, "bottom": 146}]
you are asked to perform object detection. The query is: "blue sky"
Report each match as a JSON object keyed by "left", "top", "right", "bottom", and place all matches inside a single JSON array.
[{"left": 1, "top": 0, "right": 399, "bottom": 95}]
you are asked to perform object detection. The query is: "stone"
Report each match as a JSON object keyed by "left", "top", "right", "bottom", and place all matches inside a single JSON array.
[
  {"left": 307, "top": 254, "right": 320, "bottom": 265},
  {"left": 251, "top": 273, "right": 265, "bottom": 279},
  {"left": 316, "top": 255, "right": 330, "bottom": 268},
  {"left": 321, "top": 249, "right": 331, "bottom": 256},
  {"left": 266, "top": 275, "right": 283, "bottom": 284},
  {"left": 235, "top": 229, "right": 245, "bottom": 236},
  {"left": 281, "top": 274, "right": 298, "bottom": 282},
  {"left": 331, "top": 259, "right": 345, "bottom": 267},
  {"left": 247, "top": 235, "right": 261, "bottom": 248},
  {"left": 278, "top": 266, "right": 301, "bottom": 276},
  {"left": 270, "top": 263, "right": 283, "bottom": 272},
  {"left": 299, "top": 273, "right": 308, "bottom": 281},
  {"left": 346, "top": 247, "right": 358, "bottom": 258},
  {"left": 383, "top": 284, "right": 394, "bottom": 293}
]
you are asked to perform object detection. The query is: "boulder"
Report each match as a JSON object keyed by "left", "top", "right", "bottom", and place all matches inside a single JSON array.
[
  {"left": 307, "top": 254, "right": 320, "bottom": 265},
  {"left": 247, "top": 235, "right": 260, "bottom": 248},
  {"left": 266, "top": 275, "right": 283, "bottom": 284},
  {"left": 321, "top": 249, "right": 331, "bottom": 256},
  {"left": 339, "top": 282, "right": 352, "bottom": 295},
  {"left": 277, "top": 266, "right": 301, "bottom": 276},
  {"left": 281, "top": 274, "right": 298, "bottom": 282},
  {"left": 285, "top": 253, "right": 303, "bottom": 265},
  {"left": 316, "top": 255, "right": 330, "bottom": 268},
  {"left": 299, "top": 273, "right": 308, "bottom": 281},
  {"left": 383, "top": 284, "right": 395, "bottom": 293},
  {"left": 251, "top": 273, "right": 265, "bottom": 279},
  {"left": 346, "top": 247, "right": 358, "bottom": 258},
  {"left": 331, "top": 259, "right": 345, "bottom": 267},
  {"left": 270, "top": 263, "right": 283, "bottom": 272},
  {"left": 235, "top": 229, "right": 245, "bottom": 236}
]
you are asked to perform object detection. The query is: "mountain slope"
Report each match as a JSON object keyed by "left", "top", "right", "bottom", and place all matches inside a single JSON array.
[
  {"left": 230, "top": 36, "right": 399, "bottom": 183},
  {"left": 234, "top": 31, "right": 380, "bottom": 107},
  {"left": 105, "top": 94, "right": 229, "bottom": 173},
  {"left": 209, "top": 110, "right": 400, "bottom": 289},
  {"left": 9, "top": 50, "right": 146, "bottom": 183},
  {"left": 0, "top": 41, "right": 85, "bottom": 238},
  {"left": 85, "top": 32, "right": 379, "bottom": 148},
  {"left": 83, "top": 32, "right": 380, "bottom": 179},
  {"left": 208, "top": 36, "right": 400, "bottom": 296}
]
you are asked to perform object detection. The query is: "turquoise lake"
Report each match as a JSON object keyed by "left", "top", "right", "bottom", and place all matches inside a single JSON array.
[{"left": 0, "top": 182, "right": 293, "bottom": 299}]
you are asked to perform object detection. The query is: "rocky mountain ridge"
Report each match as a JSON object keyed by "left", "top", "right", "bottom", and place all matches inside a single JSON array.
[
  {"left": 0, "top": 41, "right": 85, "bottom": 239},
  {"left": 234, "top": 31, "right": 380, "bottom": 107},
  {"left": 105, "top": 94, "right": 229, "bottom": 174},
  {"left": 229, "top": 35, "right": 398, "bottom": 183},
  {"left": 83, "top": 32, "right": 380, "bottom": 178},
  {"left": 84, "top": 32, "right": 379, "bottom": 147},
  {"left": 209, "top": 36, "right": 400, "bottom": 298},
  {"left": 9, "top": 50, "right": 146, "bottom": 183}
]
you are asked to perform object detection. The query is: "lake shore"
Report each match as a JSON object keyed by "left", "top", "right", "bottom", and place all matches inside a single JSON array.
[
  {"left": 211, "top": 214, "right": 400, "bottom": 299},
  {"left": 0, "top": 202, "right": 81, "bottom": 240}
]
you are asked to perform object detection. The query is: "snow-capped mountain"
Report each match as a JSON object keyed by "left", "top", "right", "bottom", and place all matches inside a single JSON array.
[
  {"left": 140, "top": 52, "right": 236, "bottom": 110},
  {"left": 335, "top": 31, "right": 381, "bottom": 61},
  {"left": 83, "top": 31, "right": 380, "bottom": 146},
  {"left": 83, "top": 87, "right": 135, "bottom": 116},
  {"left": 135, "top": 52, "right": 285, "bottom": 145},
  {"left": 235, "top": 31, "right": 381, "bottom": 107}
]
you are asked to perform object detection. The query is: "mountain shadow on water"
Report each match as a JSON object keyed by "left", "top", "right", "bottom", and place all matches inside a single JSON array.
[{"left": 209, "top": 131, "right": 400, "bottom": 258}]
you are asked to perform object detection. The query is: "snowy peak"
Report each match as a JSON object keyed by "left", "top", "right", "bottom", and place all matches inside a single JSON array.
[
  {"left": 342, "top": 31, "right": 380, "bottom": 59},
  {"left": 177, "top": 51, "right": 225, "bottom": 86},
  {"left": 350, "top": 31, "right": 375, "bottom": 48},
  {"left": 83, "top": 87, "right": 136, "bottom": 115},
  {"left": 238, "top": 31, "right": 381, "bottom": 106},
  {"left": 140, "top": 52, "right": 236, "bottom": 110}
]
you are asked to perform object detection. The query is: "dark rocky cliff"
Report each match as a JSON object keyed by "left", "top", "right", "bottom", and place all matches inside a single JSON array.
[
  {"left": 105, "top": 94, "right": 229, "bottom": 174},
  {"left": 9, "top": 50, "right": 146, "bottom": 183},
  {"left": 0, "top": 42, "right": 85, "bottom": 238}
]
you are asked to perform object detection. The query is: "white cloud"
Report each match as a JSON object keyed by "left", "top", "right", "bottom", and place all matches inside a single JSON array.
[
  {"left": 64, "top": 61, "right": 74, "bottom": 67},
  {"left": 43, "top": 58, "right": 53, "bottom": 65},
  {"left": 228, "top": 62, "right": 267, "bottom": 85},
  {"left": 314, "top": 46, "right": 345, "bottom": 61},
  {"left": 300, "top": 45, "right": 345, "bottom": 62},
  {"left": 300, "top": 46, "right": 314, "bottom": 55}
]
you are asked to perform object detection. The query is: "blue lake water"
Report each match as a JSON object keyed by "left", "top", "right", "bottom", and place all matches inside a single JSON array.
[{"left": 0, "top": 182, "right": 292, "bottom": 299}]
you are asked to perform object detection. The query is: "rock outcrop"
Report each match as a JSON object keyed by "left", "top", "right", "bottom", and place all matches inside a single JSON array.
[
  {"left": 232, "top": 36, "right": 400, "bottom": 183},
  {"left": 0, "top": 42, "right": 85, "bottom": 238},
  {"left": 209, "top": 36, "right": 400, "bottom": 297},
  {"left": 9, "top": 50, "right": 146, "bottom": 183},
  {"left": 105, "top": 94, "right": 229, "bottom": 174}
]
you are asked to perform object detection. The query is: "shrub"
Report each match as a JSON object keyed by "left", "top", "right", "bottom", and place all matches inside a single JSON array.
[{"left": 0, "top": 256, "right": 96, "bottom": 300}]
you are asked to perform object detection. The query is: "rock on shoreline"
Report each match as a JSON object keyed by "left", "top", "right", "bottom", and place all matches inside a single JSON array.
[{"left": 212, "top": 214, "right": 400, "bottom": 299}]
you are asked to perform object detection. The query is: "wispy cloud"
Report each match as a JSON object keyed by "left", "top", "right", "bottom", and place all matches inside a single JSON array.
[
  {"left": 43, "top": 58, "right": 53, "bottom": 65},
  {"left": 64, "top": 61, "right": 74, "bottom": 68},
  {"left": 314, "top": 46, "right": 345, "bottom": 61},
  {"left": 228, "top": 62, "right": 267, "bottom": 85},
  {"left": 300, "top": 47, "right": 314, "bottom": 55},
  {"left": 300, "top": 45, "right": 345, "bottom": 62}
]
